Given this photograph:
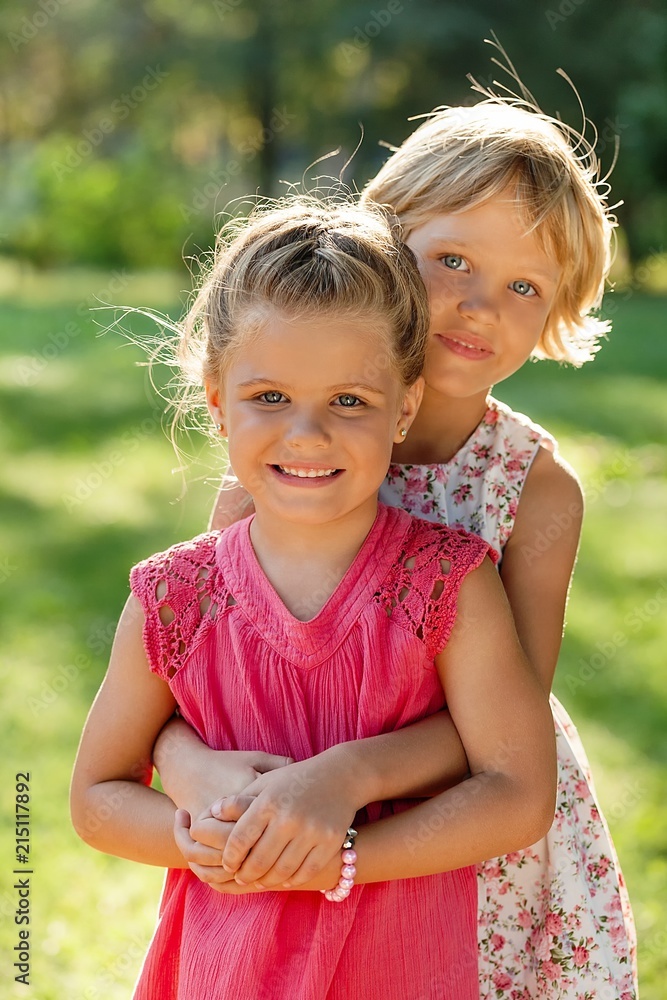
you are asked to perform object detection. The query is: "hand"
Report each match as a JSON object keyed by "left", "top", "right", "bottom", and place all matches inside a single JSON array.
[
  {"left": 175, "top": 808, "right": 270, "bottom": 895},
  {"left": 155, "top": 718, "right": 293, "bottom": 817},
  {"left": 174, "top": 808, "right": 237, "bottom": 885},
  {"left": 210, "top": 750, "right": 360, "bottom": 889}
]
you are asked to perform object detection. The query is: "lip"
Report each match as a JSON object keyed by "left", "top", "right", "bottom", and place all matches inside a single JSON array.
[
  {"left": 436, "top": 330, "right": 494, "bottom": 361},
  {"left": 268, "top": 463, "right": 344, "bottom": 487}
]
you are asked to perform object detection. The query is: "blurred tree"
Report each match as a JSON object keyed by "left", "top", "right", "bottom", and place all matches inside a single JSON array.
[{"left": 0, "top": 0, "right": 664, "bottom": 268}]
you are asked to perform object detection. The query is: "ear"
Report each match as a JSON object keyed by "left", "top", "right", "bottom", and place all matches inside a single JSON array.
[
  {"left": 393, "top": 376, "right": 424, "bottom": 444},
  {"left": 205, "top": 381, "right": 226, "bottom": 437}
]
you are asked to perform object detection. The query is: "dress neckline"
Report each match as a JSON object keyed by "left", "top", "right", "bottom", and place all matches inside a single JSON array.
[{"left": 215, "top": 503, "right": 412, "bottom": 666}]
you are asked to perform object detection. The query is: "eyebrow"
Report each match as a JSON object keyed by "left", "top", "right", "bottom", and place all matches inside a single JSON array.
[{"left": 236, "top": 378, "right": 387, "bottom": 396}]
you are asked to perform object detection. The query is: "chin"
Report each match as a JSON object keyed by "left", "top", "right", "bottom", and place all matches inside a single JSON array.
[{"left": 425, "top": 371, "right": 491, "bottom": 400}]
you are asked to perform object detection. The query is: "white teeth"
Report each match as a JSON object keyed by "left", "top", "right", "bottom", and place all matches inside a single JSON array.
[
  {"left": 450, "top": 336, "right": 488, "bottom": 351},
  {"left": 279, "top": 466, "right": 337, "bottom": 478}
]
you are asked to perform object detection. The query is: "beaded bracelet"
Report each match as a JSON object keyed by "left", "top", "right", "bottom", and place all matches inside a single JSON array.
[{"left": 320, "top": 827, "right": 358, "bottom": 902}]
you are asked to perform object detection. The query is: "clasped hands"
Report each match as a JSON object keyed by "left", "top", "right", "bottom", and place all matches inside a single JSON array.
[{"left": 173, "top": 750, "right": 359, "bottom": 895}]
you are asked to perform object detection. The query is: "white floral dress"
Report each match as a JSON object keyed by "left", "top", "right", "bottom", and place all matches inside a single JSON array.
[{"left": 380, "top": 396, "right": 638, "bottom": 1000}]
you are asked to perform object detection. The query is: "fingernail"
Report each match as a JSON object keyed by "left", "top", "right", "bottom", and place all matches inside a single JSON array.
[{"left": 235, "top": 877, "right": 247, "bottom": 886}]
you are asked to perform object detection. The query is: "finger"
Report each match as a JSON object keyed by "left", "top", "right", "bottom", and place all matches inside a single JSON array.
[
  {"left": 174, "top": 808, "right": 191, "bottom": 832},
  {"left": 196, "top": 871, "right": 268, "bottom": 894},
  {"left": 211, "top": 794, "right": 256, "bottom": 822},
  {"left": 174, "top": 813, "right": 226, "bottom": 867},
  {"left": 190, "top": 816, "right": 237, "bottom": 852},
  {"left": 253, "top": 840, "right": 317, "bottom": 889},
  {"left": 232, "top": 826, "right": 296, "bottom": 886},
  {"left": 252, "top": 752, "right": 294, "bottom": 772},
  {"left": 221, "top": 805, "right": 270, "bottom": 874},
  {"left": 282, "top": 843, "right": 341, "bottom": 889},
  {"left": 188, "top": 862, "right": 240, "bottom": 887}
]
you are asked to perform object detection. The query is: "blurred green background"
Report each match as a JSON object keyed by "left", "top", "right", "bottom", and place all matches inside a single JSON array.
[{"left": 1, "top": 1, "right": 666, "bottom": 997}]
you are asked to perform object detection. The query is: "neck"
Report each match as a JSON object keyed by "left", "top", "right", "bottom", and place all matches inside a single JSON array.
[
  {"left": 393, "top": 385, "right": 491, "bottom": 465},
  {"left": 248, "top": 500, "right": 380, "bottom": 620}
]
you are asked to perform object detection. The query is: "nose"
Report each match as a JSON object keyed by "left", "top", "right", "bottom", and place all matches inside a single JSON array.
[
  {"left": 457, "top": 276, "right": 500, "bottom": 326},
  {"left": 283, "top": 407, "right": 331, "bottom": 451}
]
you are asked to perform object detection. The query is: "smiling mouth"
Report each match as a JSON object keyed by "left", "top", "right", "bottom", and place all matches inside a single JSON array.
[
  {"left": 272, "top": 465, "right": 342, "bottom": 478},
  {"left": 437, "top": 333, "right": 494, "bottom": 359},
  {"left": 444, "top": 335, "right": 492, "bottom": 352}
]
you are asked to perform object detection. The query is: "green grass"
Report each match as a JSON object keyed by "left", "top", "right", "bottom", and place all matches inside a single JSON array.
[{"left": 1, "top": 273, "right": 665, "bottom": 997}]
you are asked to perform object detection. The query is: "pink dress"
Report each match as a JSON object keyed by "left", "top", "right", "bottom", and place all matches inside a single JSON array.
[
  {"left": 380, "top": 396, "right": 638, "bottom": 1000},
  {"left": 130, "top": 503, "right": 492, "bottom": 1000}
]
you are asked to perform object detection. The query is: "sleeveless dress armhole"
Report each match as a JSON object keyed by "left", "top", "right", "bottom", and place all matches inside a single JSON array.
[
  {"left": 129, "top": 532, "right": 224, "bottom": 682},
  {"left": 375, "top": 520, "right": 497, "bottom": 661}
]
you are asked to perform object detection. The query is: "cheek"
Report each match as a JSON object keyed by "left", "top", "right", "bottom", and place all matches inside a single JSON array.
[
  {"left": 347, "top": 414, "right": 397, "bottom": 455},
  {"left": 508, "top": 303, "right": 551, "bottom": 350},
  {"left": 424, "top": 267, "right": 461, "bottom": 313}
]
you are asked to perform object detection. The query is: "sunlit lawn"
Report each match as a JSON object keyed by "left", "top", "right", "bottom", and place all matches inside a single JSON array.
[{"left": 0, "top": 266, "right": 665, "bottom": 997}]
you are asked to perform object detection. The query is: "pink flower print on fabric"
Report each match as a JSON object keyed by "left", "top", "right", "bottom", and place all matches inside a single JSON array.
[
  {"left": 452, "top": 483, "right": 473, "bottom": 505},
  {"left": 378, "top": 397, "right": 638, "bottom": 999}
]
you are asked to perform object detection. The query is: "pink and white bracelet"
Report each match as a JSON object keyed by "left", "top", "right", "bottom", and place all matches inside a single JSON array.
[{"left": 320, "top": 827, "right": 358, "bottom": 902}]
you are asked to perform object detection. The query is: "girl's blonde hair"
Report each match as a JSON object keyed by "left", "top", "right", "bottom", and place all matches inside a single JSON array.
[
  {"left": 181, "top": 198, "right": 430, "bottom": 396},
  {"left": 361, "top": 97, "right": 616, "bottom": 366}
]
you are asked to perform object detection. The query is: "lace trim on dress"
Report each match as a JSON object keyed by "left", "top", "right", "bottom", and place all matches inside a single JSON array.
[
  {"left": 371, "top": 519, "right": 495, "bottom": 659},
  {"left": 130, "top": 532, "right": 237, "bottom": 681},
  {"left": 131, "top": 517, "right": 493, "bottom": 679}
]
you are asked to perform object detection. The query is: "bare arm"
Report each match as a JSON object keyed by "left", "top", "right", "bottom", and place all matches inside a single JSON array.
[
  {"left": 183, "top": 557, "right": 557, "bottom": 889},
  {"left": 157, "top": 708, "right": 468, "bottom": 814},
  {"left": 501, "top": 446, "right": 584, "bottom": 694},
  {"left": 70, "top": 595, "right": 189, "bottom": 869},
  {"left": 154, "top": 717, "right": 295, "bottom": 819},
  {"left": 156, "top": 707, "right": 470, "bottom": 885}
]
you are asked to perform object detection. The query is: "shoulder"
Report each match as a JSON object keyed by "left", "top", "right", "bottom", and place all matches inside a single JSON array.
[
  {"left": 128, "top": 529, "right": 234, "bottom": 682},
  {"left": 131, "top": 530, "right": 221, "bottom": 575},
  {"left": 129, "top": 529, "right": 227, "bottom": 592},
  {"left": 519, "top": 446, "right": 584, "bottom": 530},
  {"left": 380, "top": 514, "right": 497, "bottom": 658},
  {"left": 402, "top": 513, "right": 497, "bottom": 570},
  {"left": 129, "top": 529, "right": 228, "bottom": 624},
  {"left": 504, "top": 444, "right": 583, "bottom": 574},
  {"left": 490, "top": 397, "right": 557, "bottom": 454}
]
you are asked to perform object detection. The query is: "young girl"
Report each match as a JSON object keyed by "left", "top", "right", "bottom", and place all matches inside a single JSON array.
[
  {"left": 70, "top": 200, "right": 557, "bottom": 999},
  {"left": 158, "top": 91, "right": 638, "bottom": 997}
]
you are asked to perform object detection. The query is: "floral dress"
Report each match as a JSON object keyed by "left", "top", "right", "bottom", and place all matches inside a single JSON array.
[{"left": 380, "top": 397, "right": 638, "bottom": 1000}]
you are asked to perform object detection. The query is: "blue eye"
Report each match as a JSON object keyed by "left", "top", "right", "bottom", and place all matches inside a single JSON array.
[
  {"left": 441, "top": 254, "right": 469, "bottom": 271},
  {"left": 511, "top": 280, "right": 536, "bottom": 297},
  {"left": 336, "top": 394, "right": 362, "bottom": 407},
  {"left": 258, "top": 391, "right": 286, "bottom": 403}
]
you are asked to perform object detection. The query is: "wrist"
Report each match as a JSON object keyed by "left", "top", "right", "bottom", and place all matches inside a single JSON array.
[
  {"left": 320, "top": 827, "right": 358, "bottom": 902},
  {"left": 155, "top": 732, "right": 210, "bottom": 808},
  {"left": 319, "top": 742, "right": 381, "bottom": 812}
]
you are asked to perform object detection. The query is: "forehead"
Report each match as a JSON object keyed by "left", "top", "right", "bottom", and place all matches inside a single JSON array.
[
  {"left": 225, "top": 310, "right": 397, "bottom": 387},
  {"left": 409, "top": 195, "right": 559, "bottom": 266}
]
